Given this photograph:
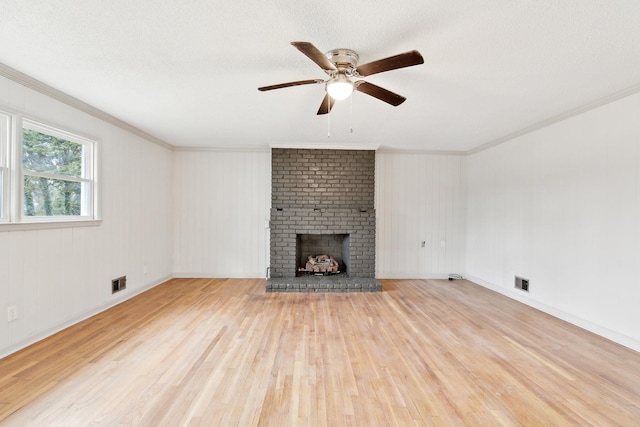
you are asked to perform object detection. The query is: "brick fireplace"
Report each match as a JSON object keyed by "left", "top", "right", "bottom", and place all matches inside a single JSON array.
[{"left": 266, "top": 148, "right": 381, "bottom": 292}]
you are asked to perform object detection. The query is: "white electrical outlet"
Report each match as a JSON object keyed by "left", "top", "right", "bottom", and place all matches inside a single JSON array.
[{"left": 7, "top": 305, "right": 18, "bottom": 322}]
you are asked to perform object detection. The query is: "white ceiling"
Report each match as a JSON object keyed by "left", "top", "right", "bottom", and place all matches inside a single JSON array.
[{"left": 1, "top": 1, "right": 640, "bottom": 152}]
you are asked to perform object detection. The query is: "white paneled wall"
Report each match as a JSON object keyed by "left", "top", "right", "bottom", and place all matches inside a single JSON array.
[
  {"left": 376, "top": 152, "right": 466, "bottom": 278},
  {"left": 0, "top": 76, "right": 173, "bottom": 357},
  {"left": 173, "top": 150, "right": 270, "bottom": 278},
  {"left": 466, "top": 91, "right": 640, "bottom": 350}
]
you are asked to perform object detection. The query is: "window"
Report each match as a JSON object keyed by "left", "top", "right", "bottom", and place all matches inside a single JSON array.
[
  {"left": 22, "top": 120, "right": 95, "bottom": 219},
  {"left": 0, "top": 109, "right": 98, "bottom": 226},
  {"left": 0, "top": 112, "right": 10, "bottom": 222}
]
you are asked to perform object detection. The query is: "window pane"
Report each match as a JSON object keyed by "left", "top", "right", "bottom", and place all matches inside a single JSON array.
[
  {"left": 24, "top": 175, "right": 81, "bottom": 216},
  {"left": 22, "top": 129, "right": 83, "bottom": 178},
  {"left": 0, "top": 114, "right": 7, "bottom": 219},
  {"left": 0, "top": 113, "right": 8, "bottom": 168},
  {"left": 0, "top": 170, "right": 3, "bottom": 216}
]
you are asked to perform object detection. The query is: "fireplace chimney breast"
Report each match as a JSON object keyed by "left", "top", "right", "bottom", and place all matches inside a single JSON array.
[{"left": 268, "top": 148, "right": 380, "bottom": 292}]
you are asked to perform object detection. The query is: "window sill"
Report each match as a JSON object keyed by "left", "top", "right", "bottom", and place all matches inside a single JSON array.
[{"left": 0, "top": 219, "right": 102, "bottom": 232}]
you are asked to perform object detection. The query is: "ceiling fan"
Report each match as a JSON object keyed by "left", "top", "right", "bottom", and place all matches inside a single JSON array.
[{"left": 258, "top": 41, "right": 424, "bottom": 115}]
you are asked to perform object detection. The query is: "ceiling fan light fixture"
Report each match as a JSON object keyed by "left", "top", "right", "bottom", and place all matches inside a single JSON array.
[{"left": 326, "top": 75, "right": 354, "bottom": 100}]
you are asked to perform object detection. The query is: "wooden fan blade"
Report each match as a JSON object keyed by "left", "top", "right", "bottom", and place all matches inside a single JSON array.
[
  {"left": 317, "top": 93, "right": 335, "bottom": 115},
  {"left": 291, "top": 41, "right": 337, "bottom": 71},
  {"left": 356, "top": 50, "right": 424, "bottom": 77},
  {"left": 258, "top": 79, "right": 324, "bottom": 91},
  {"left": 355, "top": 81, "right": 406, "bottom": 106}
]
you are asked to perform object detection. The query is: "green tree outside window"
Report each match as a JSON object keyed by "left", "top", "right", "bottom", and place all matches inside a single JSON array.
[{"left": 22, "top": 129, "right": 83, "bottom": 216}]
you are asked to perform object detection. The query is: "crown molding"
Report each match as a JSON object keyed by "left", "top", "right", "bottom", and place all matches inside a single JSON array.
[
  {"left": 376, "top": 147, "right": 466, "bottom": 155},
  {"left": 4, "top": 61, "right": 638, "bottom": 156},
  {"left": 468, "top": 83, "right": 640, "bottom": 155},
  {"left": 269, "top": 143, "right": 380, "bottom": 151},
  {"left": 175, "top": 145, "right": 271, "bottom": 153},
  {"left": 0, "top": 62, "right": 175, "bottom": 151}
]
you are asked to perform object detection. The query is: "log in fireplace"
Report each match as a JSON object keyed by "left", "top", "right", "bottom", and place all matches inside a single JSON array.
[{"left": 299, "top": 254, "right": 340, "bottom": 275}]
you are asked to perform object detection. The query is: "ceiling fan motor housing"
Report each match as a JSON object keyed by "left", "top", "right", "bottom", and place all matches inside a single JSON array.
[{"left": 326, "top": 49, "right": 359, "bottom": 75}]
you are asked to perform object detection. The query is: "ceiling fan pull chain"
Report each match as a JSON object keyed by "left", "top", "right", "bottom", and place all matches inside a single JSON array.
[
  {"left": 327, "top": 96, "right": 331, "bottom": 138},
  {"left": 349, "top": 93, "right": 354, "bottom": 134}
]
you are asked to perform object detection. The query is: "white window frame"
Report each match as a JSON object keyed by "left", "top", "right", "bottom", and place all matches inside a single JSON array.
[
  {"left": 0, "top": 111, "right": 10, "bottom": 223},
  {"left": 20, "top": 118, "right": 96, "bottom": 222},
  {"left": 0, "top": 107, "right": 100, "bottom": 229}
]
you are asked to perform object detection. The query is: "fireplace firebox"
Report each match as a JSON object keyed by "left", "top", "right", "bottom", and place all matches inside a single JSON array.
[{"left": 296, "top": 233, "right": 350, "bottom": 276}]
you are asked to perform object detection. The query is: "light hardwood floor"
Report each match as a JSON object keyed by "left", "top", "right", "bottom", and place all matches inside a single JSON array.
[{"left": 1, "top": 278, "right": 639, "bottom": 426}]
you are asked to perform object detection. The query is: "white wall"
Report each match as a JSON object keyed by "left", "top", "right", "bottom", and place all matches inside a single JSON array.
[
  {"left": 466, "top": 91, "right": 640, "bottom": 350},
  {"left": 173, "top": 149, "right": 270, "bottom": 278},
  {"left": 376, "top": 152, "right": 466, "bottom": 278},
  {"left": 0, "top": 76, "right": 174, "bottom": 357}
]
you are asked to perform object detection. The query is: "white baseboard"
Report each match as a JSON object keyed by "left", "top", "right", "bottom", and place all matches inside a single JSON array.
[
  {"left": 465, "top": 274, "right": 640, "bottom": 353},
  {"left": 0, "top": 274, "right": 173, "bottom": 359},
  {"left": 172, "top": 272, "right": 266, "bottom": 279},
  {"left": 6, "top": 274, "right": 636, "bottom": 358},
  {"left": 376, "top": 272, "right": 450, "bottom": 280}
]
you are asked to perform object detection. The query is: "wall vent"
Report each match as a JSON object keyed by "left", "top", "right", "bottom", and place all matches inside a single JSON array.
[
  {"left": 515, "top": 276, "right": 529, "bottom": 292},
  {"left": 112, "top": 276, "right": 127, "bottom": 294}
]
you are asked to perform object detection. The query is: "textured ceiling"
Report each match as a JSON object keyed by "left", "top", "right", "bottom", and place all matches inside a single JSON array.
[{"left": 1, "top": 1, "right": 640, "bottom": 151}]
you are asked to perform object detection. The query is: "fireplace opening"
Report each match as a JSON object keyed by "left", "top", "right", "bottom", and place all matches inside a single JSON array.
[{"left": 296, "top": 234, "right": 350, "bottom": 277}]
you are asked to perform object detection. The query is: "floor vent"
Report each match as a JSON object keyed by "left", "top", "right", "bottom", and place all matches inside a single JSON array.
[
  {"left": 515, "top": 276, "right": 529, "bottom": 292},
  {"left": 112, "top": 276, "right": 127, "bottom": 294}
]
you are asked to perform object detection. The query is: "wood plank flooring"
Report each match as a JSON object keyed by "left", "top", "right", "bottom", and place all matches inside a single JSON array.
[{"left": 1, "top": 278, "right": 639, "bottom": 426}]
